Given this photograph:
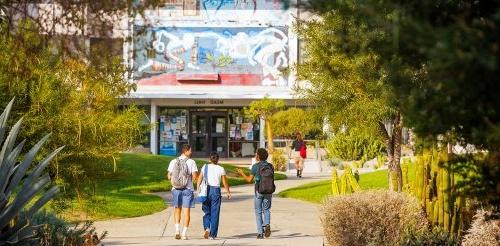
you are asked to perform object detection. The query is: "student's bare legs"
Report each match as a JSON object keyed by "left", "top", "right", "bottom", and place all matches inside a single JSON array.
[
  {"left": 183, "top": 207, "right": 191, "bottom": 227},
  {"left": 174, "top": 207, "right": 182, "bottom": 239}
]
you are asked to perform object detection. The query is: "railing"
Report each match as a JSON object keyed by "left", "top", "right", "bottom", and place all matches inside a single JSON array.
[{"left": 265, "top": 139, "right": 325, "bottom": 161}]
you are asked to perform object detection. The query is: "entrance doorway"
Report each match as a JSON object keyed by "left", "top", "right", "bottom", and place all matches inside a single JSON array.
[{"left": 189, "top": 111, "right": 228, "bottom": 158}]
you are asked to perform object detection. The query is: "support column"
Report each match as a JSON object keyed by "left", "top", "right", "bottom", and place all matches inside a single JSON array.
[
  {"left": 150, "top": 101, "right": 158, "bottom": 155},
  {"left": 259, "top": 116, "right": 266, "bottom": 149}
]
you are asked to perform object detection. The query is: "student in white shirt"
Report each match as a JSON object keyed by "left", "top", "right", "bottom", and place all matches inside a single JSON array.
[
  {"left": 196, "top": 152, "right": 231, "bottom": 240},
  {"left": 167, "top": 144, "right": 198, "bottom": 240}
]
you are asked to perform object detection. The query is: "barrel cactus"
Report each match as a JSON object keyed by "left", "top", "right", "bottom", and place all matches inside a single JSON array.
[{"left": 0, "top": 99, "right": 64, "bottom": 244}]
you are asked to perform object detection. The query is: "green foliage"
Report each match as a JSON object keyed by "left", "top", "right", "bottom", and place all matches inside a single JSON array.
[
  {"left": 331, "top": 168, "right": 339, "bottom": 196},
  {"left": 271, "top": 148, "right": 287, "bottom": 172},
  {"left": 44, "top": 153, "right": 287, "bottom": 221},
  {"left": 244, "top": 97, "right": 285, "bottom": 150},
  {"left": 0, "top": 22, "right": 147, "bottom": 200},
  {"left": 32, "top": 211, "right": 107, "bottom": 246},
  {"left": 325, "top": 128, "right": 384, "bottom": 161},
  {"left": 449, "top": 152, "right": 500, "bottom": 211},
  {"left": 279, "top": 165, "right": 417, "bottom": 204},
  {"left": 400, "top": 227, "right": 459, "bottom": 246},
  {"left": 337, "top": 166, "right": 360, "bottom": 195},
  {"left": 302, "top": 0, "right": 500, "bottom": 150},
  {"left": 244, "top": 97, "right": 285, "bottom": 120},
  {"left": 0, "top": 99, "right": 63, "bottom": 245},
  {"left": 294, "top": 3, "right": 400, "bottom": 135},
  {"left": 375, "top": 155, "right": 387, "bottom": 169},
  {"left": 270, "top": 107, "right": 322, "bottom": 138},
  {"left": 413, "top": 149, "right": 467, "bottom": 234}
]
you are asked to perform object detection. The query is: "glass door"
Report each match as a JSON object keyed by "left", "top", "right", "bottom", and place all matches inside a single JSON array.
[
  {"left": 189, "top": 112, "right": 209, "bottom": 157},
  {"left": 189, "top": 111, "right": 228, "bottom": 158},
  {"left": 210, "top": 112, "right": 228, "bottom": 158}
]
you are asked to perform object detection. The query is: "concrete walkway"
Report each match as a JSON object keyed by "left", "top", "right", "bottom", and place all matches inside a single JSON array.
[{"left": 94, "top": 174, "right": 330, "bottom": 246}]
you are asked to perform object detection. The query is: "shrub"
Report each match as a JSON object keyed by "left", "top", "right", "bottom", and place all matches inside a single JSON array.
[
  {"left": 0, "top": 99, "right": 63, "bottom": 244},
  {"left": 326, "top": 128, "right": 384, "bottom": 161},
  {"left": 271, "top": 148, "right": 287, "bottom": 172},
  {"left": 321, "top": 190, "right": 428, "bottom": 246},
  {"left": 400, "top": 227, "right": 459, "bottom": 246},
  {"left": 461, "top": 209, "right": 500, "bottom": 246},
  {"left": 32, "top": 211, "right": 107, "bottom": 246}
]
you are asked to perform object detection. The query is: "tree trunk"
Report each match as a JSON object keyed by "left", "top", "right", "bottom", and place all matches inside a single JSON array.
[
  {"left": 379, "top": 112, "right": 403, "bottom": 192},
  {"left": 266, "top": 118, "right": 274, "bottom": 152}
]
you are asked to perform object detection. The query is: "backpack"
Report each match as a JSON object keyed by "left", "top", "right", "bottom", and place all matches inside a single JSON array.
[
  {"left": 300, "top": 143, "right": 307, "bottom": 159},
  {"left": 257, "top": 162, "right": 276, "bottom": 194},
  {"left": 170, "top": 157, "right": 190, "bottom": 189}
]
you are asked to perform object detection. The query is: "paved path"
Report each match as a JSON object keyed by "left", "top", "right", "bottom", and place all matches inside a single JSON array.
[{"left": 94, "top": 174, "right": 330, "bottom": 246}]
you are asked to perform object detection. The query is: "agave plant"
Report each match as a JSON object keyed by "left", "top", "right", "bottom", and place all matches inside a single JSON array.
[{"left": 0, "top": 99, "right": 64, "bottom": 245}]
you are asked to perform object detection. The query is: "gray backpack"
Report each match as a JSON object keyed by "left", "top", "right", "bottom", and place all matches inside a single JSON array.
[{"left": 170, "top": 158, "right": 190, "bottom": 189}]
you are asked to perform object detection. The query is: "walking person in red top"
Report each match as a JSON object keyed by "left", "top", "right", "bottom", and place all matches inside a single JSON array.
[{"left": 291, "top": 132, "right": 307, "bottom": 178}]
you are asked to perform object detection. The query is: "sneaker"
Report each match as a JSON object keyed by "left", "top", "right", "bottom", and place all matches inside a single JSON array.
[
  {"left": 181, "top": 235, "right": 188, "bottom": 240},
  {"left": 203, "top": 230, "right": 209, "bottom": 239},
  {"left": 264, "top": 225, "right": 271, "bottom": 238},
  {"left": 257, "top": 234, "right": 264, "bottom": 239},
  {"left": 209, "top": 237, "right": 216, "bottom": 240},
  {"left": 174, "top": 233, "right": 181, "bottom": 240}
]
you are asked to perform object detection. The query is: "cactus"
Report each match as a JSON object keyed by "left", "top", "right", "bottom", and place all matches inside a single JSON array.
[
  {"left": 413, "top": 147, "right": 464, "bottom": 235},
  {"left": 331, "top": 168, "right": 339, "bottom": 195},
  {"left": 331, "top": 166, "right": 361, "bottom": 196},
  {"left": 0, "top": 99, "right": 64, "bottom": 245}
]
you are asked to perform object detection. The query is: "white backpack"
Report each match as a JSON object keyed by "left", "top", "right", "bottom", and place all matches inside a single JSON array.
[{"left": 170, "top": 158, "right": 190, "bottom": 189}]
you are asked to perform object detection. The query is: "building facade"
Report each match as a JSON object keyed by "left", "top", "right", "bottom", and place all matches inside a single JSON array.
[{"left": 125, "top": 0, "right": 301, "bottom": 158}]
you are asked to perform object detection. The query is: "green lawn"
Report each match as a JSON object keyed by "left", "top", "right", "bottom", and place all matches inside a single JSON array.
[
  {"left": 49, "top": 153, "right": 286, "bottom": 221},
  {"left": 278, "top": 164, "right": 416, "bottom": 204}
]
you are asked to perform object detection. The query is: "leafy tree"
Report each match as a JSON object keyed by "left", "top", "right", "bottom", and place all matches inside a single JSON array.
[
  {"left": 270, "top": 107, "right": 322, "bottom": 139},
  {"left": 298, "top": 0, "right": 499, "bottom": 208},
  {"left": 245, "top": 97, "right": 285, "bottom": 152},
  {"left": 0, "top": 21, "right": 146, "bottom": 200},
  {"left": 294, "top": 3, "right": 409, "bottom": 191}
]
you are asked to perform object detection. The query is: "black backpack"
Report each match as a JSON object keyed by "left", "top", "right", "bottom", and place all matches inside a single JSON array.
[{"left": 257, "top": 162, "right": 276, "bottom": 194}]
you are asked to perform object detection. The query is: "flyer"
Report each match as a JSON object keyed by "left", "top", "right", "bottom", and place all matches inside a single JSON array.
[{"left": 216, "top": 123, "right": 223, "bottom": 133}]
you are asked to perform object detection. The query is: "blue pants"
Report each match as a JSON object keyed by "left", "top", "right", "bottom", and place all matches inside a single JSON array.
[
  {"left": 254, "top": 192, "right": 272, "bottom": 234},
  {"left": 202, "top": 186, "right": 222, "bottom": 237}
]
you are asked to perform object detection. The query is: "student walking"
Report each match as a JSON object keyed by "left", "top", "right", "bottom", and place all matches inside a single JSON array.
[
  {"left": 291, "top": 132, "right": 307, "bottom": 178},
  {"left": 167, "top": 144, "right": 198, "bottom": 240},
  {"left": 237, "top": 148, "right": 276, "bottom": 239},
  {"left": 196, "top": 152, "right": 232, "bottom": 240}
]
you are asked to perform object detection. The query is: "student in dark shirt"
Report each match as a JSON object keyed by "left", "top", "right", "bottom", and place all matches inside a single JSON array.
[
  {"left": 291, "top": 132, "right": 306, "bottom": 178},
  {"left": 236, "top": 148, "right": 273, "bottom": 239}
]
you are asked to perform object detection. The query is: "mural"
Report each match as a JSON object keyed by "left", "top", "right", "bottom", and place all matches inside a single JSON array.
[{"left": 133, "top": 26, "right": 289, "bottom": 86}]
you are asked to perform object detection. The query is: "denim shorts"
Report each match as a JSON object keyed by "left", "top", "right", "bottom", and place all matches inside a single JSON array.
[{"left": 171, "top": 188, "right": 195, "bottom": 208}]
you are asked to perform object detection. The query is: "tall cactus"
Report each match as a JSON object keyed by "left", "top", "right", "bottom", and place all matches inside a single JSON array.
[
  {"left": 331, "top": 168, "right": 340, "bottom": 195},
  {"left": 0, "top": 99, "right": 64, "bottom": 245},
  {"left": 330, "top": 166, "right": 360, "bottom": 196},
  {"left": 413, "top": 147, "right": 464, "bottom": 235}
]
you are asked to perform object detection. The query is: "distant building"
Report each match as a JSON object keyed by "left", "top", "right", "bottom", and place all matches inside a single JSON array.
[
  {"left": 125, "top": 0, "right": 304, "bottom": 158},
  {"left": 4, "top": 0, "right": 308, "bottom": 158}
]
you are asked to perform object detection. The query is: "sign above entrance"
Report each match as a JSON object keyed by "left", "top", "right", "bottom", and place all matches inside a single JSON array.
[{"left": 194, "top": 99, "right": 224, "bottom": 105}]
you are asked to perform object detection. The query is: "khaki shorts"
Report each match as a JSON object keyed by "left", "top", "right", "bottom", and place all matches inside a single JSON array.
[{"left": 292, "top": 151, "right": 304, "bottom": 162}]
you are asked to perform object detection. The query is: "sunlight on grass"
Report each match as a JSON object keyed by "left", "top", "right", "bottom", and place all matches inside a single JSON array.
[
  {"left": 278, "top": 164, "right": 416, "bottom": 204},
  {"left": 46, "top": 153, "right": 286, "bottom": 221}
]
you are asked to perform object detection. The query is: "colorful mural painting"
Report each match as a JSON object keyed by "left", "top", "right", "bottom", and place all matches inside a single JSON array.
[{"left": 133, "top": 26, "right": 289, "bottom": 86}]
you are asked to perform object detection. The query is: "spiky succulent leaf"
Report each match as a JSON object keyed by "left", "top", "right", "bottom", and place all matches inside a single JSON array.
[{"left": 0, "top": 99, "right": 62, "bottom": 245}]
